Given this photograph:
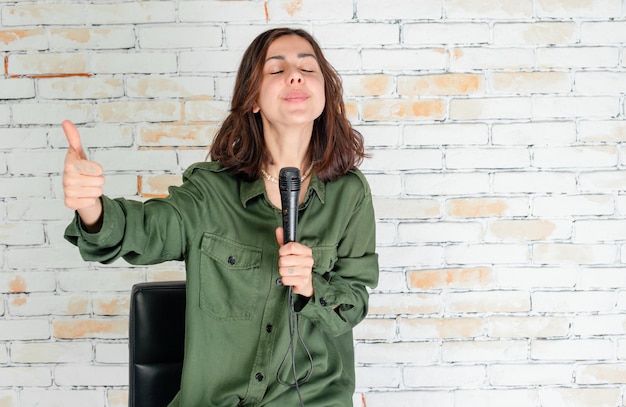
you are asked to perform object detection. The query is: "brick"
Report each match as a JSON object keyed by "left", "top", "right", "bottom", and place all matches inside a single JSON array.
[
  {"left": 366, "top": 174, "right": 402, "bottom": 196},
  {"left": 86, "top": 2, "right": 175, "bottom": 25},
  {"left": 362, "top": 149, "right": 442, "bottom": 171},
  {"left": 11, "top": 342, "right": 92, "bottom": 363},
  {"left": 447, "top": 197, "right": 529, "bottom": 218},
  {"left": 93, "top": 294, "right": 130, "bottom": 316},
  {"left": 451, "top": 48, "right": 534, "bottom": 70},
  {"left": 0, "top": 391, "right": 17, "bottom": 407},
  {"left": 399, "top": 317, "right": 484, "bottom": 340},
  {"left": 8, "top": 294, "right": 89, "bottom": 316},
  {"left": 399, "top": 221, "right": 482, "bottom": 243},
  {"left": 38, "top": 77, "right": 124, "bottom": 99},
  {"left": 8, "top": 150, "right": 65, "bottom": 176},
  {"left": 8, "top": 53, "right": 88, "bottom": 76},
  {"left": 576, "top": 72, "right": 626, "bottom": 93},
  {"left": 184, "top": 100, "right": 229, "bottom": 122},
  {"left": 0, "top": 29, "right": 46, "bottom": 51},
  {"left": 0, "top": 127, "right": 47, "bottom": 149},
  {"left": 576, "top": 364, "right": 626, "bottom": 385},
  {"left": 7, "top": 246, "right": 88, "bottom": 269},
  {"left": 373, "top": 197, "right": 441, "bottom": 219},
  {"left": 138, "top": 26, "right": 221, "bottom": 49},
  {"left": 48, "top": 123, "right": 133, "bottom": 149},
  {"left": 579, "top": 268, "right": 626, "bottom": 289},
  {"left": 0, "top": 367, "right": 51, "bottom": 386},
  {"left": 355, "top": 366, "right": 401, "bottom": 388},
  {"left": 378, "top": 245, "right": 444, "bottom": 268},
  {"left": 107, "top": 390, "right": 128, "bottom": 407},
  {"left": 493, "top": 22, "right": 577, "bottom": 45},
  {"left": 486, "top": 219, "right": 571, "bottom": 242},
  {"left": 53, "top": 318, "right": 128, "bottom": 339},
  {"left": 7, "top": 199, "right": 71, "bottom": 221},
  {"left": 58, "top": 270, "right": 143, "bottom": 292},
  {"left": 92, "top": 149, "right": 178, "bottom": 171},
  {"left": 355, "top": 342, "right": 439, "bottom": 365},
  {"left": 0, "top": 272, "right": 56, "bottom": 294},
  {"left": 455, "top": 390, "right": 539, "bottom": 407},
  {"left": 12, "top": 102, "right": 92, "bottom": 125},
  {"left": 374, "top": 271, "right": 407, "bottom": 292},
  {"left": 450, "top": 97, "right": 532, "bottom": 120},
  {"left": 579, "top": 171, "right": 626, "bottom": 192},
  {"left": 0, "top": 105, "right": 9, "bottom": 125},
  {"left": 533, "top": 195, "right": 613, "bottom": 217},
  {"left": 96, "top": 100, "right": 180, "bottom": 123},
  {"left": 96, "top": 343, "right": 128, "bottom": 364},
  {"left": 572, "top": 315, "right": 626, "bottom": 336},
  {"left": 446, "top": 243, "right": 529, "bottom": 265},
  {"left": 358, "top": 0, "right": 441, "bottom": 19},
  {"left": 447, "top": 147, "right": 531, "bottom": 169},
  {"left": 537, "top": 47, "right": 619, "bottom": 69},
  {"left": 581, "top": 21, "right": 626, "bottom": 44},
  {"left": 20, "top": 390, "right": 104, "bottom": 407},
  {"left": 361, "top": 391, "right": 453, "bottom": 407},
  {"left": 493, "top": 172, "right": 577, "bottom": 194},
  {"left": 446, "top": 290, "right": 530, "bottom": 313},
  {"left": 404, "top": 23, "right": 490, "bottom": 45},
  {"left": 408, "top": 267, "right": 494, "bottom": 290},
  {"left": 406, "top": 173, "right": 490, "bottom": 196},
  {"left": 1, "top": 4, "right": 85, "bottom": 26},
  {"left": 532, "top": 291, "right": 616, "bottom": 313},
  {"left": 128, "top": 76, "right": 215, "bottom": 98},
  {"left": 368, "top": 293, "right": 441, "bottom": 315},
  {"left": 535, "top": 96, "right": 620, "bottom": 119},
  {"left": 404, "top": 123, "right": 488, "bottom": 146},
  {"left": 0, "top": 223, "right": 45, "bottom": 245},
  {"left": 353, "top": 318, "right": 396, "bottom": 341},
  {"left": 322, "top": 48, "right": 360, "bottom": 72},
  {"left": 536, "top": 0, "right": 621, "bottom": 18},
  {"left": 354, "top": 124, "right": 401, "bottom": 147},
  {"left": 574, "top": 220, "right": 626, "bottom": 243},
  {"left": 362, "top": 49, "right": 446, "bottom": 71},
  {"left": 579, "top": 120, "right": 626, "bottom": 142},
  {"left": 490, "top": 71, "right": 571, "bottom": 94},
  {"left": 533, "top": 244, "right": 617, "bottom": 266},
  {"left": 313, "top": 23, "right": 399, "bottom": 47},
  {"left": 140, "top": 174, "right": 182, "bottom": 197},
  {"left": 0, "top": 78, "right": 35, "bottom": 99},
  {"left": 267, "top": 0, "right": 353, "bottom": 20},
  {"left": 404, "top": 365, "right": 485, "bottom": 388},
  {"left": 399, "top": 73, "right": 484, "bottom": 97},
  {"left": 442, "top": 340, "right": 527, "bottom": 362},
  {"left": 539, "top": 388, "right": 621, "bottom": 407},
  {"left": 91, "top": 52, "right": 177, "bottom": 74},
  {"left": 55, "top": 365, "right": 127, "bottom": 386},
  {"left": 493, "top": 121, "right": 577, "bottom": 146},
  {"left": 179, "top": 50, "right": 242, "bottom": 73},
  {"left": 49, "top": 28, "right": 135, "bottom": 50},
  {"left": 363, "top": 98, "right": 446, "bottom": 121},
  {"left": 446, "top": 0, "right": 533, "bottom": 19},
  {"left": 489, "top": 363, "right": 573, "bottom": 386},
  {"left": 179, "top": 1, "right": 267, "bottom": 22},
  {"left": 342, "top": 75, "right": 394, "bottom": 97},
  {"left": 487, "top": 316, "right": 570, "bottom": 338},
  {"left": 496, "top": 267, "right": 577, "bottom": 289},
  {"left": 532, "top": 339, "right": 614, "bottom": 361}
]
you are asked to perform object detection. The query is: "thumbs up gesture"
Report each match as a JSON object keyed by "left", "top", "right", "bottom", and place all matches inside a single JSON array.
[{"left": 62, "top": 120, "right": 105, "bottom": 228}]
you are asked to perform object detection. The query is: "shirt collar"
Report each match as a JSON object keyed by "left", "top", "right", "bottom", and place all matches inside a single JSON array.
[{"left": 239, "top": 172, "right": 326, "bottom": 208}]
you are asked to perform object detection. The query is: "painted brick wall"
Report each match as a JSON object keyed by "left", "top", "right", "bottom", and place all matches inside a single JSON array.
[{"left": 2, "top": 0, "right": 626, "bottom": 406}]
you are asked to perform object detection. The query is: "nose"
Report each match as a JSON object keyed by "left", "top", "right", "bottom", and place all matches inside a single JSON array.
[{"left": 287, "top": 68, "right": 303, "bottom": 84}]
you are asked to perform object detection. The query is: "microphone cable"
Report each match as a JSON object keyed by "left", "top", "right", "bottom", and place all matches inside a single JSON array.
[{"left": 276, "top": 286, "right": 313, "bottom": 407}]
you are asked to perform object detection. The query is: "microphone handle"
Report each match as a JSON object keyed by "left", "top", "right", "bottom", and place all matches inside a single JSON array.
[{"left": 281, "top": 189, "right": 298, "bottom": 243}]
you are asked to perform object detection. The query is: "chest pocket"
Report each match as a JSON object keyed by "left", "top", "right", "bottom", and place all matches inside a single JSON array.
[{"left": 199, "top": 233, "right": 262, "bottom": 321}]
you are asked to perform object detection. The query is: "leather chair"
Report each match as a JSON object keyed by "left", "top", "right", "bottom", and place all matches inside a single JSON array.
[{"left": 129, "top": 281, "right": 186, "bottom": 407}]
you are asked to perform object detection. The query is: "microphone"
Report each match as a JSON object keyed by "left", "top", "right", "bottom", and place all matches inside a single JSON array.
[{"left": 279, "top": 167, "right": 301, "bottom": 243}]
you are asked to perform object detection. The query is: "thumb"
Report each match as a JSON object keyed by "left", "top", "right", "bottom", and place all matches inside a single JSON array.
[
  {"left": 275, "top": 227, "right": 285, "bottom": 247},
  {"left": 62, "top": 120, "right": 86, "bottom": 160}
]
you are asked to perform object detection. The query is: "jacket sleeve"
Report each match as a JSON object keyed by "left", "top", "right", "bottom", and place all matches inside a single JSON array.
[
  {"left": 64, "top": 181, "right": 202, "bottom": 265},
  {"left": 296, "top": 174, "right": 379, "bottom": 337}
]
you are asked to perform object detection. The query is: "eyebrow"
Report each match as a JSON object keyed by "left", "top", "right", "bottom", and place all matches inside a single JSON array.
[{"left": 265, "top": 53, "right": 317, "bottom": 63}]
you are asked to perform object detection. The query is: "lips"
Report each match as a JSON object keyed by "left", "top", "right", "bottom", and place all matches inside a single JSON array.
[{"left": 284, "top": 91, "right": 309, "bottom": 102}]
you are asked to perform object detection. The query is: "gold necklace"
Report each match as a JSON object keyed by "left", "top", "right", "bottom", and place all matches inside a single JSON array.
[{"left": 260, "top": 167, "right": 312, "bottom": 184}]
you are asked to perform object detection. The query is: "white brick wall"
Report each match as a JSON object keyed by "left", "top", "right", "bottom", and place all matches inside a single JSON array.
[{"left": 2, "top": 0, "right": 626, "bottom": 406}]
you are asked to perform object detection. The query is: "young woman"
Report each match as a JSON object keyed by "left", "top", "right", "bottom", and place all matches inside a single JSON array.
[{"left": 63, "top": 27, "right": 379, "bottom": 406}]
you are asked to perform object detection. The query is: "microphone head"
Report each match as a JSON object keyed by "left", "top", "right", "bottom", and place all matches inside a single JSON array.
[{"left": 279, "top": 167, "right": 301, "bottom": 192}]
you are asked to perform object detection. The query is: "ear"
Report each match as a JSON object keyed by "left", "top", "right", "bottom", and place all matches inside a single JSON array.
[{"left": 253, "top": 103, "right": 260, "bottom": 113}]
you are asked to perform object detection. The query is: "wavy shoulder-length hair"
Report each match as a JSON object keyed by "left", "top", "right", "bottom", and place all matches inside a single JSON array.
[{"left": 209, "top": 27, "right": 366, "bottom": 183}]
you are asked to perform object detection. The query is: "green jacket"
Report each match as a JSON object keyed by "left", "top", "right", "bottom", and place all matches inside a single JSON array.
[{"left": 65, "top": 162, "right": 379, "bottom": 406}]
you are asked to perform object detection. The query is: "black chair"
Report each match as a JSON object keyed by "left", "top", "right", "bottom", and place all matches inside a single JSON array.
[{"left": 129, "top": 281, "right": 186, "bottom": 407}]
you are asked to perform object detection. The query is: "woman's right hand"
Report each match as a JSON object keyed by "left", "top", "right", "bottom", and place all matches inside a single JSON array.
[{"left": 62, "top": 120, "right": 105, "bottom": 231}]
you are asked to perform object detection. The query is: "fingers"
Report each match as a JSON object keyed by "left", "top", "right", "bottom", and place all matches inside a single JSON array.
[
  {"left": 277, "top": 240, "right": 314, "bottom": 297},
  {"left": 62, "top": 120, "right": 86, "bottom": 160},
  {"left": 275, "top": 227, "right": 284, "bottom": 246}
]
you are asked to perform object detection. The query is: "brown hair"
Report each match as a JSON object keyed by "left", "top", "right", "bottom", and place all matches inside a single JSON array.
[{"left": 209, "top": 27, "right": 366, "bottom": 182}]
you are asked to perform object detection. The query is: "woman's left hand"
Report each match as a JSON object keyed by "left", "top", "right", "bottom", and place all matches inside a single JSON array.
[{"left": 275, "top": 227, "right": 314, "bottom": 297}]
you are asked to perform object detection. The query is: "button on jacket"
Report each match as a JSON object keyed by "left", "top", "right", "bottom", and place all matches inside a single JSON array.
[{"left": 64, "top": 162, "right": 379, "bottom": 407}]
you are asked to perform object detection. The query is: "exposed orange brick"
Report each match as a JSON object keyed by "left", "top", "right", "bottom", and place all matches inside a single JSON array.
[
  {"left": 12, "top": 297, "right": 27, "bottom": 306},
  {"left": 147, "top": 270, "right": 186, "bottom": 282},
  {"left": 447, "top": 198, "right": 510, "bottom": 218},
  {"left": 284, "top": 0, "right": 302, "bottom": 15},
  {"left": 107, "top": 390, "right": 129, "bottom": 407},
  {"left": 363, "top": 99, "right": 445, "bottom": 121},
  {"left": 361, "top": 75, "right": 394, "bottom": 96},
  {"left": 53, "top": 318, "right": 127, "bottom": 339},
  {"left": 0, "top": 29, "right": 44, "bottom": 45},
  {"left": 408, "top": 268, "right": 494, "bottom": 290},
  {"left": 94, "top": 296, "right": 130, "bottom": 315},
  {"left": 399, "top": 73, "right": 483, "bottom": 96},
  {"left": 66, "top": 297, "right": 89, "bottom": 315},
  {"left": 9, "top": 276, "right": 27, "bottom": 293}
]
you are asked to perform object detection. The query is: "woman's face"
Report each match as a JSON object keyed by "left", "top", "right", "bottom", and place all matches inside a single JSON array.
[{"left": 253, "top": 34, "right": 326, "bottom": 130}]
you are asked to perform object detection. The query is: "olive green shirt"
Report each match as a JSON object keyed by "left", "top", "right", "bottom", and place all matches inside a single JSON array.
[{"left": 65, "top": 162, "right": 379, "bottom": 407}]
